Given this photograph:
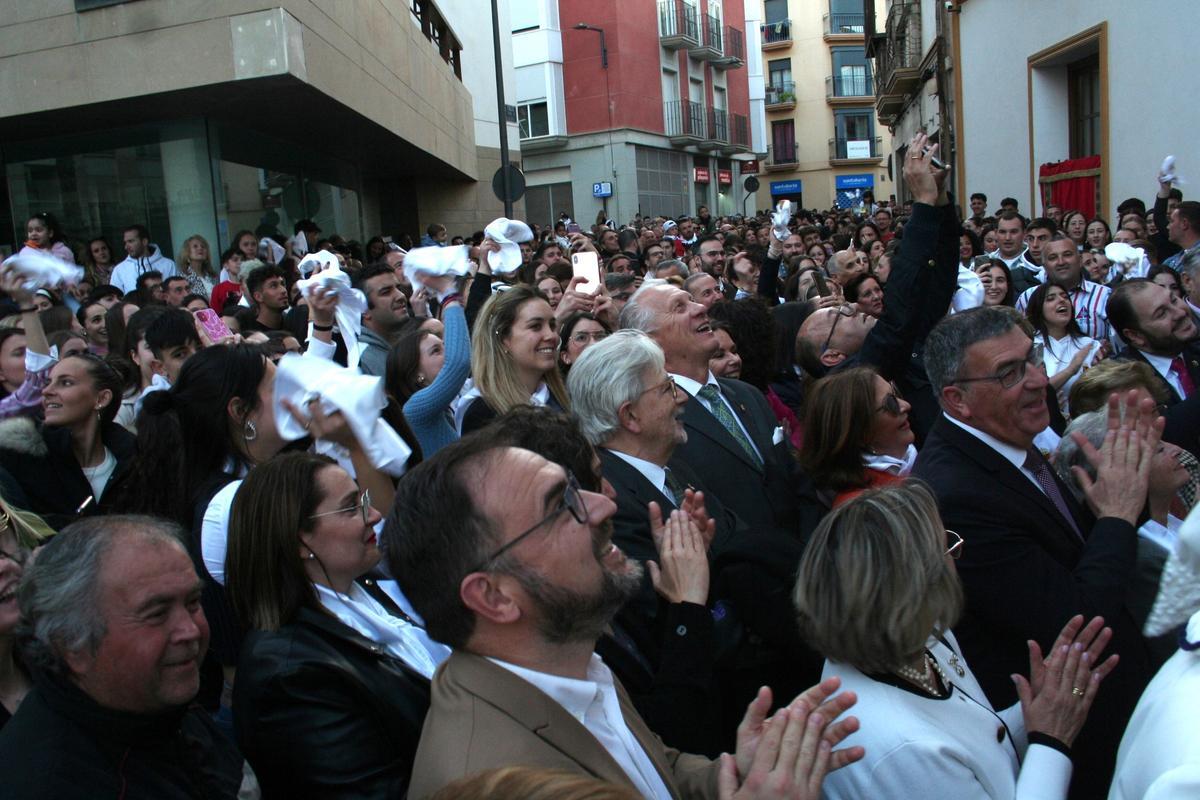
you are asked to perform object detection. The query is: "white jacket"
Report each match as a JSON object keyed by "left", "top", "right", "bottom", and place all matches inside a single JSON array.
[
  {"left": 110, "top": 244, "right": 177, "bottom": 293},
  {"left": 823, "top": 630, "right": 1072, "bottom": 800}
]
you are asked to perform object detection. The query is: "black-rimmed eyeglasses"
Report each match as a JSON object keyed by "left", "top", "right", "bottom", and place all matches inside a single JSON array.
[
  {"left": 309, "top": 489, "right": 372, "bottom": 526},
  {"left": 470, "top": 471, "right": 588, "bottom": 573},
  {"left": 953, "top": 343, "right": 1045, "bottom": 390},
  {"left": 822, "top": 304, "right": 856, "bottom": 354}
]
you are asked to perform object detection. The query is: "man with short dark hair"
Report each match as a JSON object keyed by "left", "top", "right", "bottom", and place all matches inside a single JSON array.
[
  {"left": 242, "top": 264, "right": 290, "bottom": 333},
  {"left": 1015, "top": 235, "right": 1112, "bottom": 343},
  {"left": 990, "top": 211, "right": 1042, "bottom": 295},
  {"left": 1110, "top": 278, "right": 1200, "bottom": 406},
  {"left": 1163, "top": 200, "right": 1200, "bottom": 270},
  {"left": 999, "top": 197, "right": 1020, "bottom": 213},
  {"left": 1044, "top": 203, "right": 1063, "bottom": 227},
  {"left": 351, "top": 263, "right": 411, "bottom": 376},
  {"left": 111, "top": 224, "right": 177, "bottom": 293},
  {"left": 0, "top": 515, "right": 242, "bottom": 798},
  {"left": 135, "top": 269, "right": 165, "bottom": 306},
  {"left": 642, "top": 242, "right": 666, "bottom": 273},
  {"left": 1023, "top": 217, "right": 1058, "bottom": 267},
  {"left": 162, "top": 275, "right": 190, "bottom": 307},
  {"left": 389, "top": 436, "right": 859, "bottom": 799},
  {"left": 969, "top": 192, "right": 988, "bottom": 223},
  {"left": 912, "top": 305, "right": 1157, "bottom": 798}
]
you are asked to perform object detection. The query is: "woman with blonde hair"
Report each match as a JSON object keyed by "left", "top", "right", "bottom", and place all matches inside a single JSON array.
[
  {"left": 456, "top": 286, "right": 569, "bottom": 435},
  {"left": 175, "top": 234, "right": 218, "bottom": 298},
  {"left": 795, "top": 482, "right": 1118, "bottom": 799},
  {"left": 0, "top": 497, "right": 53, "bottom": 731}
]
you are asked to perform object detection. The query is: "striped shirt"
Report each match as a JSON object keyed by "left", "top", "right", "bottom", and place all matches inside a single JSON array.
[{"left": 1016, "top": 278, "right": 1112, "bottom": 343}]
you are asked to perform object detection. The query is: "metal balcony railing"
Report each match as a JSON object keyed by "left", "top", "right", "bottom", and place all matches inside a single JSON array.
[
  {"left": 826, "top": 73, "right": 873, "bottom": 97},
  {"left": 724, "top": 25, "right": 744, "bottom": 61},
  {"left": 658, "top": 0, "right": 699, "bottom": 45},
  {"left": 761, "top": 18, "right": 791, "bottom": 45},
  {"left": 829, "top": 136, "right": 882, "bottom": 160},
  {"left": 765, "top": 80, "right": 796, "bottom": 106},
  {"left": 702, "top": 13, "right": 723, "bottom": 51},
  {"left": 824, "top": 12, "right": 865, "bottom": 35},
  {"left": 730, "top": 113, "right": 750, "bottom": 147},
  {"left": 706, "top": 108, "right": 729, "bottom": 142},
  {"left": 875, "top": 0, "right": 922, "bottom": 90},
  {"left": 664, "top": 100, "right": 705, "bottom": 138}
]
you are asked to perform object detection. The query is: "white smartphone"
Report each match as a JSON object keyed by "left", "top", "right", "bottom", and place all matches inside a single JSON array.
[{"left": 571, "top": 252, "right": 602, "bottom": 294}]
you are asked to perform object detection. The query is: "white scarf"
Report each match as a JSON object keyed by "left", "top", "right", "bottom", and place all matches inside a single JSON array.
[
  {"left": 314, "top": 583, "right": 438, "bottom": 678},
  {"left": 862, "top": 443, "right": 918, "bottom": 476}
]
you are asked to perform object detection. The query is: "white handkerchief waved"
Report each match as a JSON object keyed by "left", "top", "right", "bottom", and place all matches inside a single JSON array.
[
  {"left": 951, "top": 264, "right": 985, "bottom": 312},
  {"left": 258, "top": 237, "right": 286, "bottom": 266},
  {"left": 403, "top": 245, "right": 472, "bottom": 290},
  {"left": 2, "top": 250, "right": 85, "bottom": 290},
  {"left": 771, "top": 200, "right": 792, "bottom": 242},
  {"left": 297, "top": 250, "right": 340, "bottom": 278},
  {"left": 1161, "top": 154, "right": 1186, "bottom": 185},
  {"left": 273, "top": 354, "right": 412, "bottom": 477},
  {"left": 294, "top": 266, "right": 368, "bottom": 370},
  {"left": 484, "top": 217, "right": 534, "bottom": 273}
]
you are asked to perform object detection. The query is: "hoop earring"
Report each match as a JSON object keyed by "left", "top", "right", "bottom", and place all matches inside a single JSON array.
[{"left": 243, "top": 419, "right": 258, "bottom": 442}]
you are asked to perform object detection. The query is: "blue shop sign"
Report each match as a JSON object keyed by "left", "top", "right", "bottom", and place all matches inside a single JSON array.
[
  {"left": 770, "top": 180, "right": 802, "bottom": 195},
  {"left": 835, "top": 174, "right": 874, "bottom": 189}
]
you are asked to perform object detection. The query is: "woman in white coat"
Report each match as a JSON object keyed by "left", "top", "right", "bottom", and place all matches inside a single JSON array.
[{"left": 793, "top": 482, "right": 1119, "bottom": 799}]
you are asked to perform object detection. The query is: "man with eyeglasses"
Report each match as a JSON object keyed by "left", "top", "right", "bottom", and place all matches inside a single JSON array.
[
  {"left": 390, "top": 435, "right": 863, "bottom": 799},
  {"left": 913, "top": 305, "right": 1160, "bottom": 798},
  {"left": 794, "top": 132, "right": 961, "bottom": 444}
]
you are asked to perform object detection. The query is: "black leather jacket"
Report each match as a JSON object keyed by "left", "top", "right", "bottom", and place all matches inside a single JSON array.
[{"left": 233, "top": 606, "right": 431, "bottom": 799}]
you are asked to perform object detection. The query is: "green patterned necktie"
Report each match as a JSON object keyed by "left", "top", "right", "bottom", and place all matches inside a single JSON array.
[
  {"left": 663, "top": 468, "right": 686, "bottom": 507},
  {"left": 696, "top": 384, "right": 762, "bottom": 466}
]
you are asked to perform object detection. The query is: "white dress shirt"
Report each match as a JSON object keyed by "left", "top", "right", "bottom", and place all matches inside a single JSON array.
[
  {"left": 1138, "top": 514, "right": 1184, "bottom": 554},
  {"left": 671, "top": 371, "right": 762, "bottom": 461},
  {"left": 489, "top": 654, "right": 673, "bottom": 800},
  {"left": 1140, "top": 350, "right": 1188, "bottom": 399}
]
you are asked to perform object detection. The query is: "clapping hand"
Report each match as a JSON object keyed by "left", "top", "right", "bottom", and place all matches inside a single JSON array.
[
  {"left": 1070, "top": 390, "right": 1163, "bottom": 524},
  {"left": 646, "top": 502, "right": 709, "bottom": 606}
]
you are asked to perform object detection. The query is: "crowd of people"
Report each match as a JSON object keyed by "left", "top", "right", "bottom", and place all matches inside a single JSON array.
[{"left": 0, "top": 132, "right": 1198, "bottom": 799}]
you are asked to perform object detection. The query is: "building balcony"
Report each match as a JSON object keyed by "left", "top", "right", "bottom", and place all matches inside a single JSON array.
[
  {"left": 698, "top": 108, "right": 728, "bottom": 150},
  {"left": 823, "top": 12, "right": 865, "bottom": 40},
  {"left": 760, "top": 18, "right": 791, "bottom": 50},
  {"left": 518, "top": 134, "right": 569, "bottom": 154},
  {"left": 764, "top": 81, "right": 796, "bottom": 110},
  {"left": 713, "top": 25, "right": 744, "bottom": 69},
  {"left": 826, "top": 73, "right": 874, "bottom": 105},
  {"left": 765, "top": 142, "right": 798, "bottom": 172},
  {"left": 665, "top": 99, "right": 705, "bottom": 145},
  {"left": 658, "top": 0, "right": 699, "bottom": 49},
  {"left": 690, "top": 13, "right": 724, "bottom": 61},
  {"left": 873, "top": 0, "right": 922, "bottom": 104},
  {"left": 721, "top": 113, "right": 751, "bottom": 154},
  {"left": 829, "top": 135, "right": 883, "bottom": 164}
]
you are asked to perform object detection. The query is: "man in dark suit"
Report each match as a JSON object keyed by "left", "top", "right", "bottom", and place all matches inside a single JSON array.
[
  {"left": 912, "top": 305, "right": 1159, "bottom": 799},
  {"left": 618, "top": 282, "right": 817, "bottom": 538},
  {"left": 793, "top": 132, "right": 961, "bottom": 443},
  {"left": 386, "top": 435, "right": 862, "bottom": 798},
  {"left": 1109, "top": 277, "right": 1200, "bottom": 407}
]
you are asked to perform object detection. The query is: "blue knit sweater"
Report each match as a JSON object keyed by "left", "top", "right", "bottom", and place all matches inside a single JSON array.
[{"left": 402, "top": 304, "right": 470, "bottom": 457}]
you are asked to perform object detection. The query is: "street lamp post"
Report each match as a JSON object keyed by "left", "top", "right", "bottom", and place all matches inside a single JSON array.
[{"left": 492, "top": 0, "right": 513, "bottom": 217}]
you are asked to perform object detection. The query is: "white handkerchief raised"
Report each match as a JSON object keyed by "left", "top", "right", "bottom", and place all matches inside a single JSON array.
[
  {"left": 294, "top": 266, "right": 368, "bottom": 370},
  {"left": 1161, "top": 154, "right": 1186, "bottom": 185},
  {"left": 772, "top": 426, "right": 785, "bottom": 445},
  {"left": 1105, "top": 242, "right": 1148, "bottom": 279},
  {"left": 258, "top": 237, "right": 285, "bottom": 266},
  {"left": 297, "top": 250, "right": 340, "bottom": 278},
  {"left": 771, "top": 200, "right": 792, "bottom": 242},
  {"left": 2, "top": 250, "right": 85, "bottom": 290},
  {"left": 289, "top": 231, "right": 310, "bottom": 258},
  {"left": 951, "top": 265, "right": 985, "bottom": 312},
  {"left": 273, "top": 354, "right": 412, "bottom": 477},
  {"left": 403, "top": 245, "right": 471, "bottom": 291},
  {"left": 484, "top": 218, "right": 534, "bottom": 274}
]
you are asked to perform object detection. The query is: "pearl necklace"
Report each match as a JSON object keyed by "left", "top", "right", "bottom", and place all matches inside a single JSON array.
[{"left": 895, "top": 651, "right": 949, "bottom": 697}]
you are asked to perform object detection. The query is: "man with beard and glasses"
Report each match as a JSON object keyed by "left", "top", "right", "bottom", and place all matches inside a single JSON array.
[{"left": 387, "top": 434, "right": 864, "bottom": 799}]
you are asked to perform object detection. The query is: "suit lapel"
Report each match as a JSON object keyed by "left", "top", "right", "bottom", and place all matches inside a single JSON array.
[
  {"left": 934, "top": 419, "right": 1085, "bottom": 552},
  {"left": 599, "top": 449, "right": 676, "bottom": 510},
  {"left": 681, "top": 393, "right": 763, "bottom": 473},
  {"left": 615, "top": 677, "right": 681, "bottom": 799},
  {"left": 443, "top": 652, "right": 652, "bottom": 793},
  {"left": 717, "top": 378, "right": 773, "bottom": 455},
  {"left": 1127, "top": 349, "right": 1183, "bottom": 405}
]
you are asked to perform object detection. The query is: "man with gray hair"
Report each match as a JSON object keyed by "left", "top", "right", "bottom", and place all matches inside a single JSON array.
[
  {"left": 826, "top": 249, "right": 868, "bottom": 289},
  {"left": 912, "top": 305, "right": 1159, "bottom": 797},
  {"left": 0, "top": 515, "right": 242, "bottom": 799}
]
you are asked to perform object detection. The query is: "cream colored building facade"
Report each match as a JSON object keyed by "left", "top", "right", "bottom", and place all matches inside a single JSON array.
[
  {"left": 752, "top": 0, "right": 893, "bottom": 213},
  {"left": 0, "top": 0, "right": 520, "bottom": 255}
]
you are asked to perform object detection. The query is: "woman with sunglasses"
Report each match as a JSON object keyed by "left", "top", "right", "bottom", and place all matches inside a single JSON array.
[
  {"left": 799, "top": 367, "right": 916, "bottom": 508},
  {"left": 794, "top": 482, "right": 1117, "bottom": 800},
  {"left": 227, "top": 452, "right": 446, "bottom": 799}
]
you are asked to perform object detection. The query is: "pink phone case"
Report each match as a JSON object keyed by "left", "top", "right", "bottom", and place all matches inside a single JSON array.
[{"left": 194, "top": 308, "right": 233, "bottom": 342}]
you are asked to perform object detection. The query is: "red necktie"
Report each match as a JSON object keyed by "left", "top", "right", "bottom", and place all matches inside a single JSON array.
[{"left": 1171, "top": 356, "right": 1195, "bottom": 399}]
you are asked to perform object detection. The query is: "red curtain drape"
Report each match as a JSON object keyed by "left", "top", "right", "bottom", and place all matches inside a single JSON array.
[{"left": 1038, "top": 155, "right": 1101, "bottom": 219}]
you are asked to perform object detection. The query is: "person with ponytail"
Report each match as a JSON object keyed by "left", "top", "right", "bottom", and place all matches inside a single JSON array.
[{"left": 18, "top": 212, "right": 75, "bottom": 265}]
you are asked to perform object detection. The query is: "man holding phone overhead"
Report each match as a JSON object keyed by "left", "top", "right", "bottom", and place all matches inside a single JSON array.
[{"left": 794, "top": 132, "right": 962, "bottom": 444}]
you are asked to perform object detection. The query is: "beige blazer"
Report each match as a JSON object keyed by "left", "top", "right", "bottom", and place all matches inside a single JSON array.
[{"left": 408, "top": 651, "right": 719, "bottom": 799}]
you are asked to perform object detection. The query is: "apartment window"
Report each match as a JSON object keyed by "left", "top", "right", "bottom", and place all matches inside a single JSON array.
[
  {"left": 828, "top": 0, "right": 864, "bottom": 33},
  {"left": 831, "top": 46, "right": 869, "bottom": 96},
  {"left": 764, "top": 0, "right": 787, "bottom": 24},
  {"left": 834, "top": 109, "right": 874, "bottom": 158},
  {"left": 768, "top": 58, "right": 792, "bottom": 88},
  {"left": 771, "top": 120, "right": 796, "bottom": 163},
  {"left": 518, "top": 102, "right": 549, "bottom": 139},
  {"left": 1069, "top": 54, "right": 1100, "bottom": 158}
]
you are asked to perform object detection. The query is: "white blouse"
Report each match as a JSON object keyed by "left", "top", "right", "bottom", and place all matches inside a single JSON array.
[
  {"left": 1037, "top": 333, "right": 1099, "bottom": 413},
  {"left": 822, "top": 630, "right": 1072, "bottom": 800}
]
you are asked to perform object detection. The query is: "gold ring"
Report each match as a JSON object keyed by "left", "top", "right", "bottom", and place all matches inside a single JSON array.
[{"left": 1071, "top": 687, "right": 1084, "bottom": 697}]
